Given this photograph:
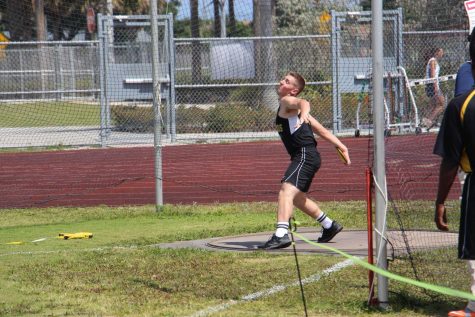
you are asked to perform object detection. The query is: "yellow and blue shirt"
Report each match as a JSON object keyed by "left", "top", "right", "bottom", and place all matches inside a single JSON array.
[{"left": 434, "top": 89, "right": 475, "bottom": 173}]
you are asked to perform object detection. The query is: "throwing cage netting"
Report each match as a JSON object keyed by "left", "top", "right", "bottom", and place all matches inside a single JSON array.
[{"left": 0, "top": 0, "right": 473, "bottom": 309}]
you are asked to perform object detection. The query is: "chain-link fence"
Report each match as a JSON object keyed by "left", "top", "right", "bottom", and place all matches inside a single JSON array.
[
  {"left": 1, "top": 2, "right": 473, "bottom": 311},
  {"left": 0, "top": 41, "right": 100, "bottom": 148},
  {"left": 402, "top": 30, "right": 467, "bottom": 125},
  {"left": 173, "top": 35, "right": 332, "bottom": 141},
  {"left": 97, "top": 14, "right": 175, "bottom": 146},
  {"left": 0, "top": 15, "right": 471, "bottom": 148},
  {"left": 0, "top": 41, "right": 99, "bottom": 101}
]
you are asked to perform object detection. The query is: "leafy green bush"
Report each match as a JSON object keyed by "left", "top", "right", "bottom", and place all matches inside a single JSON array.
[
  {"left": 175, "top": 105, "right": 208, "bottom": 133},
  {"left": 111, "top": 103, "right": 276, "bottom": 134},
  {"left": 227, "top": 86, "right": 263, "bottom": 106},
  {"left": 206, "top": 103, "right": 275, "bottom": 133},
  {"left": 111, "top": 105, "right": 154, "bottom": 133},
  {"left": 251, "top": 104, "right": 276, "bottom": 131},
  {"left": 205, "top": 103, "right": 253, "bottom": 132},
  {"left": 301, "top": 86, "right": 333, "bottom": 126}
]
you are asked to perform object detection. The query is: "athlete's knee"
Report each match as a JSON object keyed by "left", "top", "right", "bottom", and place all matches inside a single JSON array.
[
  {"left": 293, "top": 193, "right": 306, "bottom": 208},
  {"left": 279, "top": 183, "right": 294, "bottom": 197}
]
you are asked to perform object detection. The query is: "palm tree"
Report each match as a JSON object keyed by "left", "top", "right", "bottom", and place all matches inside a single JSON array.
[
  {"left": 111, "top": 0, "right": 180, "bottom": 15},
  {"left": 34, "top": 0, "right": 46, "bottom": 41},
  {"left": 6, "top": 0, "right": 34, "bottom": 41},
  {"left": 229, "top": 0, "right": 236, "bottom": 36},
  {"left": 191, "top": 0, "right": 201, "bottom": 82},
  {"left": 213, "top": 0, "right": 221, "bottom": 37},
  {"left": 113, "top": 0, "right": 149, "bottom": 15},
  {"left": 253, "top": 0, "right": 259, "bottom": 36},
  {"left": 253, "top": 0, "right": 277, "bottom": 109}
]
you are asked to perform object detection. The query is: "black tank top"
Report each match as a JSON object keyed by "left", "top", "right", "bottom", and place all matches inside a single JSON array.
[{"left": 276, "top": 110, "right": 317, "bottom": 156}]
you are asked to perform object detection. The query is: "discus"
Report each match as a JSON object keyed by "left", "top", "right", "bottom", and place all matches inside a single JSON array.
[{"left": 336, "top": 147, "right": 348, "bottom": 164}]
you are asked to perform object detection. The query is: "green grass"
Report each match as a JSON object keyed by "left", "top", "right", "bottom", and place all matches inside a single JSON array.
[
  {"left": 0, "top": 202, "right": 466, "bottom": 316},
  {"left": 0, "top": 101, "right": 100, "bottom": 127}
]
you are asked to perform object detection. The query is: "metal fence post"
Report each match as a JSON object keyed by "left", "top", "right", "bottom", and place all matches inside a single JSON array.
[
  {"left": 372, "top": 0, "right": 389, "bottom": 308},
  {"left": 98, "top": 14, "right": 108, "bottom": 147},
  {"left": 150, "top": 0, "right": 164, "bottom": 210}
]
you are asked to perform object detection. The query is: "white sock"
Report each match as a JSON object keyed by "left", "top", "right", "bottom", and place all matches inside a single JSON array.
[
  {"left": 316, "top": 212, "right": 333, "bottom": 229},
  {"left": 275, "top": 222, "right": 289, "bottom": 238}
]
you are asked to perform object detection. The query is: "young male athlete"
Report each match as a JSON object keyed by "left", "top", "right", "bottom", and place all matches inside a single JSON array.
[{"left": 259, "top": 71, "right": 351, "bottom": 250}]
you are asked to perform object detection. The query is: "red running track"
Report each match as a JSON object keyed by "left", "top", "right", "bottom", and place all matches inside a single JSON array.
[{"left": 0, "top": 134, "right": 455, "bottom": 209}]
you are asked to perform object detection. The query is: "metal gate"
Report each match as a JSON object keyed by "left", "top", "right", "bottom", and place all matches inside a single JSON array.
[
  {"left": 97, "top": 14, "right": 175, "bottom": 145},
  {"left": 331, "top": 9, "right": 403, "bottom": 132}
]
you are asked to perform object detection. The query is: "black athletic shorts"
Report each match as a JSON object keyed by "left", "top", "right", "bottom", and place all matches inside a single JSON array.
[
  {"left": 281, "top": 146, "right": 321, "bottom": 193},
  {"left": 459, "top": 173, "right": 475, "bottom": 259}
]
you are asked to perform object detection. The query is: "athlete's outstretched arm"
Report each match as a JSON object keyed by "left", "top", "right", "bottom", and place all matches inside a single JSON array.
[{"left": 308, "top": 114, "right": 351, "bottom": 165}]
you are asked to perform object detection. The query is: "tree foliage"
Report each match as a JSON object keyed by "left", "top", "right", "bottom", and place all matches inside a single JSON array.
[
  {"left": 0, "top": 0, "right": 252, "bottom": 41},
  {"left": 0, "top": 0, "right": 467, "bottom": 41},
  {"left": 360, "top": 0, "right": 468, "bottom": 30},
  {"left": 274, "top": 0, "right": 315, "bottom": 35},
  {"left": 273, "top": 0, "right": 349, "bottom": 35},
  {"left": 0, "top": 0, "right": 180, "bottom": 41}
]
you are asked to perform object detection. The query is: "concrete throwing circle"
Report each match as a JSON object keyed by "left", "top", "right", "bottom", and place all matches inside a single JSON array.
[{"left": 205, "top": 228, "right": 458, "bottom": 256}]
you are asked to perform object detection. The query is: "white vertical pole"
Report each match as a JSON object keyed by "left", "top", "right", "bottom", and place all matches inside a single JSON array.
[
  {"left": 150, "top": 0, "right": 163, "bottom": 210},
  {"left": 372, "top": 0, "right": 389, "bottom": 308}
]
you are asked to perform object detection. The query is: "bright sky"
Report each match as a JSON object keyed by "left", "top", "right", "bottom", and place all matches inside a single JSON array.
[{"left": 174, "top": 0, "right": 253, "bottom": 21}]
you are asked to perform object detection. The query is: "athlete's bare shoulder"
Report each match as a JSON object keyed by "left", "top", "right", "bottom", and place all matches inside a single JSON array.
[{"left": 280, "top": 95, "right": 302, "bottom": 110}]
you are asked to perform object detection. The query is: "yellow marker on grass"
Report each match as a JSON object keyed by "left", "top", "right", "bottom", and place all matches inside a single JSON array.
[
  {"left": 6, "top": 241, "right": 24, "bottom": 245},
  {"left": 58, "top": 232, "right": 93, "bottom": 240}
]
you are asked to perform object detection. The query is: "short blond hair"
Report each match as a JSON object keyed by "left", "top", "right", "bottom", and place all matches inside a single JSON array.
[{"left": 288, "top": 71, "right": 306, "bottom": 95}]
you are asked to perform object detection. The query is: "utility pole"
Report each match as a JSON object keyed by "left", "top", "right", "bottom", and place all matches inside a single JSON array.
[
  {"left": 150, "top": 0, "right": 164, "bottom": 210},
  {"left": 372, "top": 0, "right": 389, "bottom": 309}
]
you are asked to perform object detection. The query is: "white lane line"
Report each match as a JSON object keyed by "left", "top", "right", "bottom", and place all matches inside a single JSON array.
[{"left": 188, "top": 258, "right": 355, "bottom": 317}]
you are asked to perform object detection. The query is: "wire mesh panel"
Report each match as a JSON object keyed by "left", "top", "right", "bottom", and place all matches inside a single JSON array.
[
  {"left": 174, "top": 35, "right": 332, "bottom": 141},
  {"left": 97, "top": 14, "right": 175, "bottom": 145},
  {"left": 0, "top": 41, "right": 100, "bottom": 148},
  {"left": 0, "top": 42, "right": 98, "bottom": 100},
  {"left": 332, "top": 10, "right": 405, "bottom": 136},
  {"left": 379, "top": 31, "right": 471, "bottom": 307},
  {"left": 1, "top": 0, "right": 475, "bottom": 314},
  {"left": 402, "top": 30, "right": 467, "bottom": 125}
]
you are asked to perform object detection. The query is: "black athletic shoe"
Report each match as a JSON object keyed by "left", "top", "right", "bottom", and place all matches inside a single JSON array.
[
  {"left": 258, "top": 234, "right": 291, "bottom": 250},
  {"left": 317, "top": 221, "right": 343, "bottom": 243}
]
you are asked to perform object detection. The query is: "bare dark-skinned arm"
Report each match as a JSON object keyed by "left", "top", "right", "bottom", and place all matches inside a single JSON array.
[{"left": 434, "top": 158, "right": 459, "bottom": 231}]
